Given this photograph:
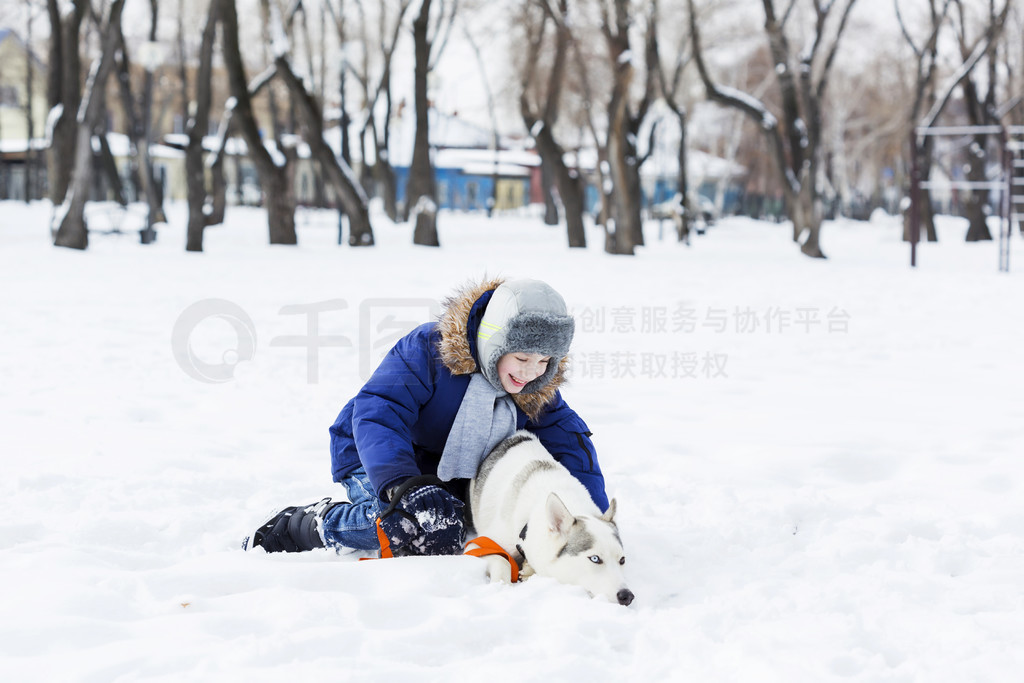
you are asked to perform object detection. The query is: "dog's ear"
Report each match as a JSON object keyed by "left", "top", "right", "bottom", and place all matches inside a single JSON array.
[
  {"left": 545, "top": 493, "right": 575, "bottom": 537},
  {"left": 600, "top": 498, "right": 617, "bottom": 524}
]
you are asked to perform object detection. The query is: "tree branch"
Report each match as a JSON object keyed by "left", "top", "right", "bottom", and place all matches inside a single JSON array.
[
  {"left": 921, "top": 0, "right": 1010, "bottom": 128},
  {"left": 689, "top": 0, "right": 797, "bottom": 195},
  {"left": 815, "top": 0, "right": 859, "bottom": 102}
]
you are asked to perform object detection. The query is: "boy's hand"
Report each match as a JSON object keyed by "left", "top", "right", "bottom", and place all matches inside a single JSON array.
[{"left": 380, "top": 477, "right": 466, "bottom": 556}]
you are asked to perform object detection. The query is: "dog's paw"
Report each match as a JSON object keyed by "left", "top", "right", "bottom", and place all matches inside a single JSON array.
[
  {"left": 519, "top": 562, "right": 535, "bottom": 580},
  {"left": 483, "top": 555, "right": 514, "bottom": 583}
]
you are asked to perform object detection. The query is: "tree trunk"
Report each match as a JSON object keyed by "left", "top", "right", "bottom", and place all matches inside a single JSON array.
[
  {"left": 113, "top": 0, "right": 165, "bottom": 239},
  {"left": 904, "top": 139, "right": 938, "bottom": 242},
  {"left": 140, "top": 0, "right": 166, "bottom": 231},
  {"left": 532, "top": 123, "right": 586, "bottom": 248},
  {"left": 46, "top": 0, "right": 86, "bottom": 206},
  {"left": 624, "top": 141, "right": 645, "bottom": 248},
  {"left": 602, "top": 0, "right": 647, "bottom": 255},
  {"left": 674, "top": 109, "right": 692, "bottom": 242},
  {"left": 963, "top": 136, "right": 993, "bottom": 242},
  {"left": 375, "top": 156, "right": 399, "bottom": 222},
  {"left": 54, "top": 0, "right": 126, "bottom": 249},
  {"left": 792, "top": 178, "right": 825, "bottom": 258},
  {"left": 205, "top": 107, "right": 232, "bottom": 225},
  {"left": 185, "top": 0, "right": 220, "bottom": 252},
  {"left": 407, "top": 0, "right": 438, "bottom": 245},
  {"left": 221, "top": 0, "right": 297, "bottom": 244},
  {"left": 24, "top": 5, "right": 36, "bottom": 202},
  {"left": 114, "top": 38, "right": 154, "bottom": 215},
  {"left": 561, "top": 167, "right": 587, "bottom": 248},
  {"left": 541, "top": 157, "right": 559, "bottom": 225},
  {"left": 593, "top": 145, "right": 611, "bottom": 233},
  {"left": 376, "top": 84, "right": 399, "bottom": 222},
  {"left": 904, "top": 196, "right": 937, "bottom": 242},
  {"left": 606, "top": 87, "right": 641, "bottom": 255},
  {"left": 207, "top": 147, "right": 227, "bottom": 224},
  {"left": 518, "top": 0, "right": 585, "bottom": 247}
]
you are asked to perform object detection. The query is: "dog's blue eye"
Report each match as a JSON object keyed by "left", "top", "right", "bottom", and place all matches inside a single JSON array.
[{"left": 589, "top": 555, "right": 602, "bottom": 564}]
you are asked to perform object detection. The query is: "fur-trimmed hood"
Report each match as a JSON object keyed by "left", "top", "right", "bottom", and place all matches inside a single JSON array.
[{"left": 436, "top": 277, "right": 570, "bottom": 420}]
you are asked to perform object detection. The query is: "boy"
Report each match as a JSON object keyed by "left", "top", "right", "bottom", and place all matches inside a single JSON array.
[{"left": 247, "top": 278, "right": 607, "bottom": 556}]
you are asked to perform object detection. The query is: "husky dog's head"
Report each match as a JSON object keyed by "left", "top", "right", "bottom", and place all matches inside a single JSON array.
[{"left": 526, "top": 493, "right": 634, "bottom": 606}]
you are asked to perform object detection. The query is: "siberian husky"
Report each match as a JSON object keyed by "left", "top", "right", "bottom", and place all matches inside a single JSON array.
[{"left": 468, "top": 431, "right": 634, "bottom": 606}]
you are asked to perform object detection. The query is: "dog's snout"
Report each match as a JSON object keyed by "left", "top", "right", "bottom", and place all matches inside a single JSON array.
[{"left": 617, "top": 589, "right": 635, "bottom": 606}]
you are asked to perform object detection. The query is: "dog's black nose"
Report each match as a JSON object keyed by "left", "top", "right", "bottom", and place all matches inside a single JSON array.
[{"left": 617, "top": 589, "right": 635, "bottom": 606}]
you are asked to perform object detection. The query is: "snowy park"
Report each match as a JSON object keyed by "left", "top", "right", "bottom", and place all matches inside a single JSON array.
[
  {"left": 2, "top": 201, "right": 1023, "bottom": 680},
  {"left": 2, "top": 0, "right": 1024, "bottom": 679}
]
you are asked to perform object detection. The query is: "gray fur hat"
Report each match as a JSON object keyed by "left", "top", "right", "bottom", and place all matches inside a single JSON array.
[{"left": 476, "top": 279, "right": 575, "bottom": 393}]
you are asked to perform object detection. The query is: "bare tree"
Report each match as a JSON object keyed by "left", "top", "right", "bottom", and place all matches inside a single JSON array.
[
  {"left": 348, "top": 0, "right": 375, "bottom": 194},
  {"left": 184, "top": 0, "right": 222, "bottom": 252},
  {"left": 406, "top": 0, "right": 458, "bottom": 246},
  {"left": 896, "top": 0, "right": 952, "bottom": 242},
  {"left": 326, "top": 0, "right": 355, "bottom": 175},
  {"left": 24, "top": 1, "right": 41, "bottom": 202},
  {"left": 690, "top": 0, "right": 859, "bottom": 258},
  {"left": 953, "top": 0, "right": 1012, "bottom": 242},
  {"left": 519, "top": 0, "right": 587, "bottom": 248},
  {"left": 406, "top": 0, "right": 436, "bottom": 244},
  {"left": 327, "top": 0, "right": 411, "bottom": 223},
  {"left": 220, "top": 0, "right": 298, "bottom": 244},
  {"left": 600, "top": 0, "right": 658, "bottom": 255},
  {"left": 651, "top": 0, "right": 694, "bottom": 242},
  {"left": 53, "top": 0, "right": 126, "bottom": 250},
  {"left": 274, "top": 53, "right": 376, "bottom": 245},
  {"left": 368, "top": 1, "right": 412, "bottom": 222},
  {"left": 45, "top": 0, "right": 86, "bottom": 207},
  {"left": 568, "top": 34, "right": 613, "bottom": 236},
  {"left": 113, "top": 0, "right": 165, "bottom": 243},
  {"left": 264, "top": 1, "right": 375, "bottom": 245}
]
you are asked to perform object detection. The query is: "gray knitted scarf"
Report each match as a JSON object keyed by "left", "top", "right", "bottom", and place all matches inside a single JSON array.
[{"left": 438, "top": 372, "right": 517, "bottom": 481}]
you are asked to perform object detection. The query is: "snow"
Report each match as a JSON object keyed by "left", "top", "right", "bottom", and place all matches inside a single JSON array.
[
  {"left": 45, "top": 104, "right": 63, "bottom": 141},
  {"left": 639, "top": 149, "right": 745, "bottom": 182},
  {"left": 268, "top": 2, "right": 291, "bottom": 60},
  {"left": 0, "top": 138, "right": 49, "bottom": 154},
  {"left": 713, "top": 85, "right": 780, "bottom": 135},
  {"left": 410, "top": 195, "right": 438, "bottom": 217},
  {"left": 434, "top": 148, "right": 541, "bottom": 170},
  {"left": 460, "top": 162, "right": 531, "bottom": 178},
  {"left": 2, "top": 200, "right": 1024, "bottom": 681}
]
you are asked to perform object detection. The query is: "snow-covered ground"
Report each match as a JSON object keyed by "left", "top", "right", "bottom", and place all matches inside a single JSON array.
[{"left": 2, "top": 201, "right": 1022, "bottom": 681}]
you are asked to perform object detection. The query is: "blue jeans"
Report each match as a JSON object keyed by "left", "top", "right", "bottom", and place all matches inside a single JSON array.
[{"left": 320, "top": 467, "right": 385, "bottom": 551}]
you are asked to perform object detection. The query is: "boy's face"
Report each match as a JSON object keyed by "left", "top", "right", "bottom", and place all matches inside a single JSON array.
[{"left": 496, "top": 352, "right": 551, "bottom": 394}]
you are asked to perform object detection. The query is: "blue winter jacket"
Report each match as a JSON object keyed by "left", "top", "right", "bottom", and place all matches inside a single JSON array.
[{"left": 328, "top": 281, "right": 608, "bottom": 511}]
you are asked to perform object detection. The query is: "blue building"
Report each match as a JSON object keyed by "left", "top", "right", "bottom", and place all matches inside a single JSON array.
[{"left": 393, "top": 148, "right": 538, "bottom": 212}]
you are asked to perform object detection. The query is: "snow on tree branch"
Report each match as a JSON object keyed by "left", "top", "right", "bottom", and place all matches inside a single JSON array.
[{"left": 268, "top": 1, "right": 291, "bottom": 59}]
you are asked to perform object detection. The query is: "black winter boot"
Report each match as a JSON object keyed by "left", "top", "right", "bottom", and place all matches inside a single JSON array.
[{"left": 245, "top": 498, "right": 342, "bottom": 553}]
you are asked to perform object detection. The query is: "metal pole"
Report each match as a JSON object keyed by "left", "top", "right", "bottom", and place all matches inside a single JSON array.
[
  {"left": 909, "top": 130, "right": 921, "bottom": 268},
  {"left": 1000, "top": 127, "right": 1010, "bottom": 273}
]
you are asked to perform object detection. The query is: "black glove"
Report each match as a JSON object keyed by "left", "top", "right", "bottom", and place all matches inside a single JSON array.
[{"left": 379, "top": 476, "right": 466, "bottom": 556}]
